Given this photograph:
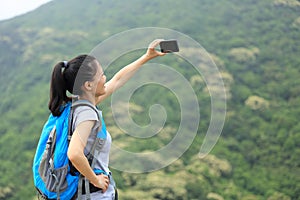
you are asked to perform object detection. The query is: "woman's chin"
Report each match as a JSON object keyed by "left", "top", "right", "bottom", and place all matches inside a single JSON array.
[{"left": 96, "top": 90, "right": 106, "bottom": 97}]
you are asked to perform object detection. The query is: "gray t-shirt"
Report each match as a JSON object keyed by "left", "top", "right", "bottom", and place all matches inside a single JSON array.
[{"left": 72, "top": 105, "right": 112, "bottom": 174}]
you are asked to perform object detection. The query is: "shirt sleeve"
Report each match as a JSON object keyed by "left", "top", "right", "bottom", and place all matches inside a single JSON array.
[{"left": 72, "top": 106, "right": 99, "bottom": 131}]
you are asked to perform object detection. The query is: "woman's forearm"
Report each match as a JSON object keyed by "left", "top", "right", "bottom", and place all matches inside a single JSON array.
[
  {"left": 67, "top": 123, "right": 100, "bottom": 187},
  {"left": 68, "top": 146, "right": 99, "bottom": 186}
]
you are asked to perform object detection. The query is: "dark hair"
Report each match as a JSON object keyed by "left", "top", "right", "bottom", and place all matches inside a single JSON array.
[{"left": 48, "top": 54, "right": 98, "bottom": 116}]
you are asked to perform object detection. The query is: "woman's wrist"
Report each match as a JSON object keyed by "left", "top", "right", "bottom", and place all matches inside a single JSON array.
[
  {"left": 141, "top": 53, "right": 154, "bottom": 64},
  {"left": 96, "top": 178, "right": 103, "bottom": 189},
  {"left": 91, "top": 175, "right": 101, "bottom": 188}
]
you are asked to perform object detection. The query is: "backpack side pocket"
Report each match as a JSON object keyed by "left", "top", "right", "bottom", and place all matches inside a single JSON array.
[
  {"left": 39, "top": 126, "right": 56, "bottom": 182},
  {"left": 45, "top": 164, "right": 69, "bottom": 192}
]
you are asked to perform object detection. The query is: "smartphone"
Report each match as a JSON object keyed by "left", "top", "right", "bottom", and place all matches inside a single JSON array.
[{"left": 159, "top": 40, "right": 179, "bottom": 53}]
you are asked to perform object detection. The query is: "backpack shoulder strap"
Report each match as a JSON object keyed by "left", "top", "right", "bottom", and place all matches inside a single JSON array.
[{"left": 67, "top": 100, "right": 100, "bottom": 141}]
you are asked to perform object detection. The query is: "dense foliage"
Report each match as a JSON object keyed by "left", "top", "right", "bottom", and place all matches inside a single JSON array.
[{"left": 0, "top": 0, "right": 299, "bottom": 199}]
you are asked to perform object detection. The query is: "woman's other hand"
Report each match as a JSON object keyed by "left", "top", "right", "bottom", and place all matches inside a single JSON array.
[{"left": 93, "top": 173, "right": 110, "bottom": 193}]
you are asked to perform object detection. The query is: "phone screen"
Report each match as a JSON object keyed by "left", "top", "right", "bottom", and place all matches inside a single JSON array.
[{"left": 159, "top": 40, "right": 179, "bottom": 53}]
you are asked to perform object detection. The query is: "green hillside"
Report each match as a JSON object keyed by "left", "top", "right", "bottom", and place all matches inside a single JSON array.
[{"left": 0, "top": 0, "right": 300, "bottom": 199}]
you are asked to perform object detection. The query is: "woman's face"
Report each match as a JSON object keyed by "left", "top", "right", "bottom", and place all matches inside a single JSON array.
[{"left": 93, "top": 61, "right": 107, "bottom": 97}]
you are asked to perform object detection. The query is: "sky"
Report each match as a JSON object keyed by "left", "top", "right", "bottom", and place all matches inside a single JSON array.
[{"left": 0, "top": 0, "right": 53, "bottom": 21}]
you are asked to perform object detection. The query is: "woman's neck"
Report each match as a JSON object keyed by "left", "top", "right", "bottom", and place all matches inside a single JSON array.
[{"left": 78, "top": 93, "right": 96, "bottom": 105}]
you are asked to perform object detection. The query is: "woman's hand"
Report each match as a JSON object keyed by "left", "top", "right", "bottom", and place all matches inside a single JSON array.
[
  {"left": 144, "top": 39, "right": 166, "bottom": 60},
  {"left": 92, "top": 173, "right": 110, "bottom": 193}
]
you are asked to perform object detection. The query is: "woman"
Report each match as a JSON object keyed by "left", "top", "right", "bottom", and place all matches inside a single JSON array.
[{"left": 48, "top": 39, "right": 165, "bottom": 199}]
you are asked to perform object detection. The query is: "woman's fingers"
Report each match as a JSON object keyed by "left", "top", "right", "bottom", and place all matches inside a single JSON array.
[
  {"left": 148, "top": 39, "right": 164, "bottom": 49},
  {"left": 146, "top": 39, "right": 166, "bottom": 58},
  {"left": 96, "top": 174, "right": 110, "bottom": 192}
]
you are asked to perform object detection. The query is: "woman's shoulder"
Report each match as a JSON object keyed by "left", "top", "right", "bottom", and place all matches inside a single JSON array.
[{"left": 73, "top": 105, "right": 99, "bottom": 121}]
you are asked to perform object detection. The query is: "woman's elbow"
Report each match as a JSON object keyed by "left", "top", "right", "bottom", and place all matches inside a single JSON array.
[{"left": 67, "top": 148, "right": 81, "bottom": 163}]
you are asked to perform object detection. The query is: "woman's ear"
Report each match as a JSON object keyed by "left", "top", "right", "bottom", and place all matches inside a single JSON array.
[{"left": 83, "top": 81, "right": 93, "bottom": 91}]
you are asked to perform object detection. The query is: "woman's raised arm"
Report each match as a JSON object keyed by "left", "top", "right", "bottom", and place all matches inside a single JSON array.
[{"left": 95, "top": 39, "right": 165, "bottom": 104}]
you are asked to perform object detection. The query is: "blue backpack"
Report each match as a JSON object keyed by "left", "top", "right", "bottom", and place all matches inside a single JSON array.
[{"left": 32, "top": 100, "right": 107, "bottom": 200}]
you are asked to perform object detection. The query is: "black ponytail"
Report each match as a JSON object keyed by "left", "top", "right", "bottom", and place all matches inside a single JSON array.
[
  {"left": 48, "top": 62, "right": 70, "bottom": 116},
  {"left": 48, "top": 55, "right": 98, "bottom": 116}
]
